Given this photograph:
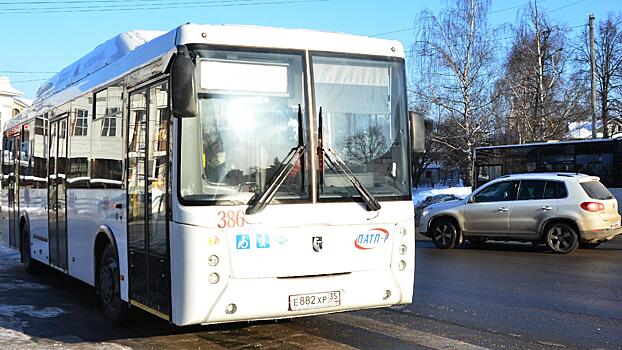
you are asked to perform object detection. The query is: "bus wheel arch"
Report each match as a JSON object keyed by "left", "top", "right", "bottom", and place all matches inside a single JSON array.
[
  {"left": 94, "top": 227, "right": 119, "bottom": 294},
  {"left": 94, "top": 227, "right": 128, "bottom": 323},
  {"left": 19, "top": 216, "right": 40, "bottom": 272}
]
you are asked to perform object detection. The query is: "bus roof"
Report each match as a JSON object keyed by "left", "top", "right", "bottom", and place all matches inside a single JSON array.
[
  {"left": 6, "top": 24, "right": 404, "bottom": 132},
  {"left": 475, "top": 137, "right": 621, "bottom": 151}
]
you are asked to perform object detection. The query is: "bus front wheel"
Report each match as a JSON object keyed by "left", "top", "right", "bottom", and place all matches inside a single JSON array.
[{"left": 98, "top": 244, "right": 129, "bottom": 323}]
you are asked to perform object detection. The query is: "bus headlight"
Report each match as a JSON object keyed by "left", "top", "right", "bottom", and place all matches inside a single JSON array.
[
  {"left": 225, "top": 303, "right": 237, "bottom": 314},
  {"left": 398, "top": 260, "right": 406, "bottom": 271},
  {"left": 208, "top": 255, "right": 219, "bottom": 267},
  {"left": 399, "top": 245, "right": 407, "bottom": 255},
  {"left": 208, "top": 273, "right": 220, "bottom": 284},
  {"left": 399, "top": 227, "right": 408, "bottom": 236},
  {"left": 383, "top": 290, "right": 391, "bottom": 300}
]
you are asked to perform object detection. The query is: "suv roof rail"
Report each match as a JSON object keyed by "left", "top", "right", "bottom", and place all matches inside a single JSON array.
[{"left": 557, "top": 173, "right": 574, "bottom": 177}]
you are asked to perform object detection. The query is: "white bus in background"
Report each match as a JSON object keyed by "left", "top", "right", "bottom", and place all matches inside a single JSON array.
[{"left": 1, "top": 23, "right": 420, "bottom": 326}]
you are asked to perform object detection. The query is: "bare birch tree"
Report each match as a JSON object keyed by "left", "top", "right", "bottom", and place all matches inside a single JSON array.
[
  {"left": 499, "top": 2, "right": 584, "bottom": 143},
  {"left": 410, "top": 0, "right": 498, "bottom": 186},
  {"left": 577, "top": 13, "right": 622, "bottom": 138}
]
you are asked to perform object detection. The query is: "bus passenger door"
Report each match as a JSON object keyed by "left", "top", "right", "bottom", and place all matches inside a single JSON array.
[
  {"left": 4, "top": 136, "right": 20, "bottom": 248},
  {"left": 48, "top": 117, "right": 68, "bottom": 271},
  {"left": 127, "top": 82, "right": 171, "bottom": 317}
]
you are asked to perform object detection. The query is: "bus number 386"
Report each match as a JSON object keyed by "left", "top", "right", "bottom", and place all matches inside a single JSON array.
[{"left": 217, "top": 210, "right": 245, "bottom": 228}]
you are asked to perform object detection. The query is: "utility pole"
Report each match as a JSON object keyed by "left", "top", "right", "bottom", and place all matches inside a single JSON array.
[{"left": 589, "top": 14, "right": 597, "bottom": 139}]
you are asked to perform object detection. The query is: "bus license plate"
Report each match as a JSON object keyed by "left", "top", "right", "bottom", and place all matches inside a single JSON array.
[{"left": 289, "top": 291, "right": 341, "bottom": 311}]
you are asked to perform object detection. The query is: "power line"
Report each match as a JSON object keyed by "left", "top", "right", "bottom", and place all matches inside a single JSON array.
[
  {"left": 0, "top": 0, "right": 331, "bottom": 14},
  {"left": 0, "top": 0, "right": 211, "bottom": 4},
  {"left": 403, "top": 23, "right": 587, "bottom": 54},
  {"left": 547, "top": 0, "right": 588, "bottom": 13},
  {"left": 10, "top": 78, "right": 48, "bottom": 83},
  {"left": 369, "top": 0, "right": 585, "bottom": 37},
  {"left": 0, "top": 0, "right": 258, "bottom": 11},
  {"left": 0, "top": 70, "right": 57, "bottom": 74}
]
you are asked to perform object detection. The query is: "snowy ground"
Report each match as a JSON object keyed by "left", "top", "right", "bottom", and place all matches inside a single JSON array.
[
  {"left": 412, "top": 186, "right": 472, "bottom": 206},
  {"left": 0, "top": 244, "right": 130, "bottom": 350}
]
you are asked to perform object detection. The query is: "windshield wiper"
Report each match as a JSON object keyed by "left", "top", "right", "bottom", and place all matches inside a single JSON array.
[
  {"left": 316, "top": 106, "right": 380, "bottom": 212},
  {"left": 322, "top": 147, "right": 381, "bottom": 211},
  {"left": 246, "top": 105, "right": 305, "bottom": 215}
]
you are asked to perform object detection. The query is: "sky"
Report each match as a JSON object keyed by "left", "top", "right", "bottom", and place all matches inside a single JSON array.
[{"left": 0, "top": 0, "right": 617, "bottom": 99}]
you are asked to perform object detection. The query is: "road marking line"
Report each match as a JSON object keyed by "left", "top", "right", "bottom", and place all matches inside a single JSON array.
[{"left": 324, "top": 313, "right": 491, "bottom": 350}]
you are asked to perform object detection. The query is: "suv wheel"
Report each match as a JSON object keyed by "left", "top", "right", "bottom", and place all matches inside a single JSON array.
[
  {"left": 544, "top": 223, "right": 579, "bottom": 254},
  {"left": 431, "top": 219, "right": 458, "bottom": 249}
]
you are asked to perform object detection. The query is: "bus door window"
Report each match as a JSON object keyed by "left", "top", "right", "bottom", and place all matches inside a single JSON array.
[
  {"left": 128, "top": 83, "right": 170, "bottom": 315},
  {"left": 147, "top": 82, "right": 170, "bottom": 311},
  {"left": 128, "top": 89, "right": 148, "bottom": 305}
]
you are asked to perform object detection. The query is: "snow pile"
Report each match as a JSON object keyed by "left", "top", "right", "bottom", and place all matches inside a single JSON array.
[
  {"left": 0, "top": 281, "right": 48, "bottom": 292},
  {"left": 0, "top": 244, "right": 21, "bottom": 272},
  {"left": 0, "top": 305, "right": 65, "bottom": 319},
  {"left": 567, "top": 121, "right": 603, "bottom": 139},
  {"left": 412, "top": 187, "right": 472, "bottom": 206}
]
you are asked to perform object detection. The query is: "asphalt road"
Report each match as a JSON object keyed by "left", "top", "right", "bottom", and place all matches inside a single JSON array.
[{"left": 0, "top": 237, "right": 620, "bottom": 349}]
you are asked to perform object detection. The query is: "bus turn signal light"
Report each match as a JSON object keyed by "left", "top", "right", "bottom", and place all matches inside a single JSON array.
[{"left": 580, "top": 202, "right": 604, "bottom": 212}]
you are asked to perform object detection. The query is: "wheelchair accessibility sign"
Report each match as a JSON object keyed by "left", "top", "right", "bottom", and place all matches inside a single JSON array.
[{"left": 236, "top": 235, "right": 251, "bottom": 249}]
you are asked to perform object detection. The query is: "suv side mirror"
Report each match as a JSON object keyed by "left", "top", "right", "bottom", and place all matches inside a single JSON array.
[
  {"left": 170, "top": 46, "right": 198, "bottom": 118},
  {"left": 409, "top": 111, "right": 425, "bottom": 153}
]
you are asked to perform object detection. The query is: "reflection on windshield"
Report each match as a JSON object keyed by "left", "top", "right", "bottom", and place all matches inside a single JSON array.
[
  {"left": 180, "top": 50, "right": 308, "bottom": 203},
  {"left": 313, "top": 55, "right": 410, "bottom": 198}
]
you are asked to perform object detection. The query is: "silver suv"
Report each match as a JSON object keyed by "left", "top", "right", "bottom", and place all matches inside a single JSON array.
[{"left": 419, "top": 173, "right": 622, "bottom": 254}]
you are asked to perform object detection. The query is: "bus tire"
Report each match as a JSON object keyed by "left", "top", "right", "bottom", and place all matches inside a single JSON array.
[
  {"left": 20, "top": 222, "right": 40, "bottom": 273},
  {"left": 98, "top": 244, "right": 129, "bottom": 324}
]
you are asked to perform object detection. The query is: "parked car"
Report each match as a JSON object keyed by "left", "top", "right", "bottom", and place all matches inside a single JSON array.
[
  {"left": 419, "top": 173, "right": 622, "bottom": 254},
  {"left": 414, "top": 193, "right": 462, "bottom": 223}
]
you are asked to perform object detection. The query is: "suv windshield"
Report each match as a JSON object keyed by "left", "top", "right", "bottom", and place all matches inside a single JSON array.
[
  {"left": 580, "top": 180, "right": 614, "bottom": 200},
  {"left": 179, "top": 49, "right": 308, "bottom": 204},
  {"left": 312, "top": 54, "right": 410, "bottom": 199}
]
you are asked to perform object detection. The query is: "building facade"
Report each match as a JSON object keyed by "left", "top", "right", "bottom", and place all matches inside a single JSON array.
[{"left": 0, "top": 77, "right": 31, "bottom": 130}]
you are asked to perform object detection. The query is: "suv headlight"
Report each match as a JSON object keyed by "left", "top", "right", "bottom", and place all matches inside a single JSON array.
[{"left": 421, "top": 208, "right": 430, "bottom": 217}]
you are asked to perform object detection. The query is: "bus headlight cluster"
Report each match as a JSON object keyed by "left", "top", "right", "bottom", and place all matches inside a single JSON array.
[{"left": 396, "top": 227, "right": 409, "bottom": 272}]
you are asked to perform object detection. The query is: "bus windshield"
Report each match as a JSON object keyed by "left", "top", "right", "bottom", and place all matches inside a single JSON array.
[
  {"left": 179, "top": 49, "right": 308, "bottom": 204},
  {"left": 313, "top": 54, "right": 410, "bottom": 199},
  {"left": 179, "top": 49, "right": 410, "bottom": 205}
]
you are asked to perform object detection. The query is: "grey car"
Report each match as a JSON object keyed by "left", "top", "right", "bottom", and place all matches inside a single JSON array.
[{"left": 419, "top": 173, "right": 622, "bottom": 254}]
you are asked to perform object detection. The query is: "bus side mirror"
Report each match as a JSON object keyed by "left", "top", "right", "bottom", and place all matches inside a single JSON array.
[
  {"left": 409, "top": 111, "right": 425, "bottom": 153},
  {"left": 171, "top": 46, "right": 198, "bottom": 118}
]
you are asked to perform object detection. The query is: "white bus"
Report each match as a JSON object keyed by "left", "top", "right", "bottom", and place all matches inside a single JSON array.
[{"left": 1, "top": 23, "right": 419, "bottom": 326}]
